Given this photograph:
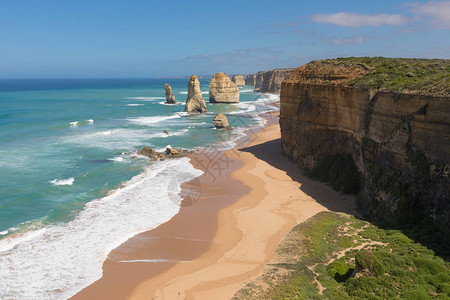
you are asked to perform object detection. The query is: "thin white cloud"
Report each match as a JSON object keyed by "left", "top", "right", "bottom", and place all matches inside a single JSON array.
[
  {"left": 324, "top": 36, "right": 372, "bottom": 45},
  {"left": 311, "top": 12, "right": 408, "bottom": 27},
  {"left": 407, "top": 1, "right": 450, "bottom": 29}
]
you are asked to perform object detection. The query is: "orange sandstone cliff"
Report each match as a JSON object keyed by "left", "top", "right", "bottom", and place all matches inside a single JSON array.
[
  {"left": 254, "top": 68, "right": 294, "bottom": 94},
  {"left": 280, "top": 58, "right": 450, "bottom": 247}
]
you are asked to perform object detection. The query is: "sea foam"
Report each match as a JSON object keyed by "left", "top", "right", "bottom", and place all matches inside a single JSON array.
[
  {"left": 69, "top": 119, "right": 94, "bottom": 127},
  {"left": 128, "top": 114, "right": 182, "bottom": 126},
  {"left": 0, "top": 158, "right": 203, "bottom": 300},
  {"left": 126, "top": 96, "right": 165, "bottom": 101},
  {"left": 50, "top": 178, "right": 75, "bottom": 186}
]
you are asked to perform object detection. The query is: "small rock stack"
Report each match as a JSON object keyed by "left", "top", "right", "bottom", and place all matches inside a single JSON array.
[
  {"left": 164, "top": 83, "right": 176, "bottom": 104},
  {"left": 213, "top": 113, "right": 232, "bottom": 130}
]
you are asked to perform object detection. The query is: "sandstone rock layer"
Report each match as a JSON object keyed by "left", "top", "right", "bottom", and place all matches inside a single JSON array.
[
  {"left": 280, "top": 60, "right": 450, "bottom": 234},
  {"left": 254, "top": 69, "right": 294, "bottom": 94},
  {"left": 213, "top": 113, "right": 232, "bottom": 130},
  {"left": 230, "top": 74, "right": 245, "bottom": 86},
  {"left": 185, "top": 75, "right": 207, "bottom": 113},
  {"left": 209, "top": 72, "right": 239, "bottom": 103},
  {"left": 245, "top": 74, "right": 256, "bottom": 85},
  {"left": 164, "top": 83, "right": 176, "bottom": 104}
]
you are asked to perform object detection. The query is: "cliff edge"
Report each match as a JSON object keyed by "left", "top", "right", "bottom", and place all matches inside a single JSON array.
[
  {"left": 280, "top": 57, "right": 450, "bottom": 252},
  {"left": 254, "top": 68, "right": 294, "bottom": 94}
]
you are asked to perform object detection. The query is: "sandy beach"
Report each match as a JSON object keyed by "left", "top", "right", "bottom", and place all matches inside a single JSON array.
[{"left": 72, "top": 109, "right": 358, "bottom": 300}]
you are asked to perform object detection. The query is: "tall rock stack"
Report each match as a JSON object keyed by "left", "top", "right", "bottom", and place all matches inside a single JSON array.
[
  {"left": 164, "top": 83, "right": 176, "bottom": 104},
  {"left": 245, "top": 74, "right": 256, "bottom": 85},
  {"left": 230, "top": 74, "right": 246, "bottom": 86},
  {"left": 209, "top": 72, "right": 239, "bottom": 103},
  {"left": 185, "top": 75, "right": 207, "bottom": 113}
]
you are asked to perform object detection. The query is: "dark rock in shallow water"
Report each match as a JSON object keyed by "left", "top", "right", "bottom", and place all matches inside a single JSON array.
[
  {"left": 165, "top": 147, "right": 195, "bottom": 158},
  {"left": 138, "top": 147, "right": 164, "bottom": 161},
  {"left": 137, "top": 146, "right": 195, "bottom": 161}
]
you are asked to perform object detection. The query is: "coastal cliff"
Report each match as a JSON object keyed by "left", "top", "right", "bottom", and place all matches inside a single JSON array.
[
  {"left": 245, "top": 74, "right": 256, "bottom": 85},
  {"left": 254, "top": 68, "right": 294, "bottom": 94},
  {"left": 230, "top": 74, "right": 246, "bottom": 86},
  {"left": 280, "top": 57, "right": 450, "bottom": 243}
]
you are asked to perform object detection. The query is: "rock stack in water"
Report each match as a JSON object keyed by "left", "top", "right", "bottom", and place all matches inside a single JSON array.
[
  {"left": 185, "top": 75, "right": 207, "bottom": 113},
  {"left": 213, "top": 113, "right": 232, "bottom": 130},
  {"left": 164, "top": 83, "right": 176, "bottom": 104},
  {"left": 245, "top": 74, "right": 256, "bottom": 85},
  {"left": 230, "top": 74, "right": 245, "bottom": 86},
  {"left": 209, "top": 72, "right": 239, "bottom": 103}
]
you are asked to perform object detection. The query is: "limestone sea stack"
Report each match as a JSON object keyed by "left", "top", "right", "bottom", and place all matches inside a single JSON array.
[
  {"left": 185, "top": 75, "right": 207, "bottom": 113},
  {"left": 230, "top": 74, "right": 245, "bottom": 86},
  {"left": 209, "top": 72, "right": 239, "bottom": 103},
  {"left": 245, "top": 74, "right": 256, "bottom": 85},
  {"left": 213, "top": 113, "right": 232, "bottom": 130},
  {"left": 164, "top": 83, "right": 176, "bottom": 104}
]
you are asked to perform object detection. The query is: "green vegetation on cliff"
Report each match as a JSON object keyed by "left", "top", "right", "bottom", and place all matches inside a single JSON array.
[
  {"left": 309, "top": 154, "right": 361, "bottom": 195},
  {"left": 233, "top": 212, "right": 450, "bottom": 300},
  {"left": 311, "top": 57, "right": 450, "bottom": 96}
]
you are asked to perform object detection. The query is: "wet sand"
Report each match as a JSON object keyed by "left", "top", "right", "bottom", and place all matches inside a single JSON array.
[{"left": 72, "top": 110, "right": 357, "bottom": 299}]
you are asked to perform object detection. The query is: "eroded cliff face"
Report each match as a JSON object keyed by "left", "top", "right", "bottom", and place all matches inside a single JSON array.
[
  {"left": 230, "top": 74, "right": 246, "bottom": 86},
  {"left": 254, "top": 68, "right": 294, "bottom": 94},
  {"left": 209, "top": 72, "right": 239, "bottom": 103},
  {"left": 245, "top": 74, "right": 256, "bottom": 85},
  {"left": 280, "top": 63, "right": 450, "bottom": 234}
]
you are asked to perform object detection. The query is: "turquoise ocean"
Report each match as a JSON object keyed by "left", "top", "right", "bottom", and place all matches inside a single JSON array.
[{"left": 0, "top": 78, "right": 278, "bottom": 299}]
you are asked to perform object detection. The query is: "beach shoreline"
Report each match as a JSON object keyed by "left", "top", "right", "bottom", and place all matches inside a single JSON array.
[{"left": 72, "top": 106, "right": 358, "bottom": 300}]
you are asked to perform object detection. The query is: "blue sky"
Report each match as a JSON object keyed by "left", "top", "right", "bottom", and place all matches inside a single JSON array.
[{"left": 0, "top": 0, "right": 449, "bottom": 78}]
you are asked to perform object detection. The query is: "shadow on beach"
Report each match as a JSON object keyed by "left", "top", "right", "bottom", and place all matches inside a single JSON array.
[
  {"left": 239, "top": 137, "right": 450, "bottom": 260},
  {"left": 238, "top": 137, "right": 359, "bottom": 216}
]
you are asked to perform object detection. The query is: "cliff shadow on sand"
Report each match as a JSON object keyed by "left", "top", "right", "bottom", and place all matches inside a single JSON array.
[
  {"left": 279, "top": 57, "right": 450, "bottom": 260},
  {"left": 238, "top": 137, "right": 359, "bottom": 216}
]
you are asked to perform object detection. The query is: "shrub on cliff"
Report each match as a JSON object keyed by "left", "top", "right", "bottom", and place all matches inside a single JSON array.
[
  {"left": 233, "top": 212, "right": 450, "bottom": 300},
  {"left": 310, "top": 154, "right": 361, "bottom": 194},
  {"left": 334, "top": 57, "right": 450, "bottom": 96}
]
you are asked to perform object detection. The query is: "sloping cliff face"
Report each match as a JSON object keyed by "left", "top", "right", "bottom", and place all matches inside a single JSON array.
[
  {"left": 280, "top": 59, "right": 450, "bottom": 235},
  {"left": 245, "top": 74, "right": 256, "bottom": 85},
  {"left": 254, "top": 68, "right": 294, "bottom": 94},
  {"left": 230, "top": 74, "right": 246, "bottom": 86}
]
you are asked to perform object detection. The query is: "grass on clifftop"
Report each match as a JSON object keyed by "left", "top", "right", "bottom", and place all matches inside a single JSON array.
[
  {"left": 316, "top": 57, "right": 450, "bottom": 97},
  {"left": 233, "top": 212, "right": 450, "bottom": 300}
]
